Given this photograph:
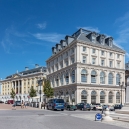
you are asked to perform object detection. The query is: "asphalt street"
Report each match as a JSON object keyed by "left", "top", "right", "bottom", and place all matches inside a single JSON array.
[{"left": 0, "top": 109, "right": 127, "bottom": 129}]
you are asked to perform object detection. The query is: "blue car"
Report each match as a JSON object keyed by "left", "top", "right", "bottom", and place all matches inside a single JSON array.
[{"left": 47, "top": 99, "right": 64, "bottom": 111}]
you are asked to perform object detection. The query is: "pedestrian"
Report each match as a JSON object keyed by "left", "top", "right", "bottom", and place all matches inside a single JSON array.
[
  {"left": 21, "top": 100, "right": 24, "bottom": 109},
  {"left": 44, "top": 102, "right": 46, "bottom": 109},
  {"left": 41, "top": 102, "right": 43, "bottom": 109},
  {"left": 24, "top": 101, "right": 27, "bottom": 108}
]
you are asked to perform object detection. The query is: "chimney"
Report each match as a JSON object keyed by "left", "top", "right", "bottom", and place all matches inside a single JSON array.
[
  {"left": 35, "top": 64, "right": 39, "bottom": 68},
  {"left": 25, "top": 67, "right": 29, "bottom": 71}
]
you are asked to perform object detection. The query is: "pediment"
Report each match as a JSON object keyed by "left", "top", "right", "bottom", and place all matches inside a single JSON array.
[{"left": 12, "top": 74, "right": 21, "bottom": 79}]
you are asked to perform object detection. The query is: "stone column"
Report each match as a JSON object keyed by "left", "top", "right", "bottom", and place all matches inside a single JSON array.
[
  {"left": 87, "top": 90, "right": 91, "bottom": 104},
  {"left": 113, "top": 91, "right": 116, "bottom": 104},
  {"left": 96, "top": 90, "right": 100, "bottom": 103},
  {"left": 105, "top": 91, "right": 108, "bottom": 104},
  {"left": 15, "top": 81, "right": 16, "bottom": 94},
  {"left": 75, "top": 88, "right": 80, "bottom": 104},
  {"left": 88, "top": 47, "right": 91, "bottom": 64}
]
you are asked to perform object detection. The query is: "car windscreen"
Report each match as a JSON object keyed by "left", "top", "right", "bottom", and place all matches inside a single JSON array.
[{"left": 55, "top": 99, "right": 64, "bottom": 103}]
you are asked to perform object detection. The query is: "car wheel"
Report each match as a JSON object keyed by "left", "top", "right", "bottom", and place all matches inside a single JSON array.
[
  {"left": 89, "top": 109, "right": 90, "bottom": 111},
  {"left": 61, "top": 109, "right": 64, "bottom": 111},
  {"left": 47, "top": 106, "right": 49, "bottom": 110}
]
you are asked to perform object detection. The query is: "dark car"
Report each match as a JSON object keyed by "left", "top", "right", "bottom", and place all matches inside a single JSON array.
[
  {"left": 0, "top": 100, "right": 4, "bottom": 103},
  {"left": 47, "top": 99, "right": 65, "bottom": 111},
  {"left": 114, "top": 104, "right": 123, "bottom": 109},
  {"left": 65, "top": 105, "right": 77, "bottom": 111},
  {"left": 76, "top": 103, "right": 91, "bottom": 111},
  {"left": 15, "top": 101, "right": 21, "bottom": 106}
]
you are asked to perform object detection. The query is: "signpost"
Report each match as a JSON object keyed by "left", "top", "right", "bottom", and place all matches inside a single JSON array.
[{"left": 95, "top": 113, "right": 102, "bottom": 121}]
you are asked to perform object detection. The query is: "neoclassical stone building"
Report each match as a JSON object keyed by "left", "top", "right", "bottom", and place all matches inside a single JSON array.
[
  {"left": 0, "top": 64, "right": 47, "bottom": 102},
  {"left": 46, "top": 28, "right": 125, "bottom": 105}
]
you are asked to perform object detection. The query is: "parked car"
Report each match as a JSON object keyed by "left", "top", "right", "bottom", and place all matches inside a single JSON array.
[
  {"left": 91, "top": 103, "right": 102, "bottom": 111},
  {"left": 76, "top": 103, "right": 91, "bottom": 111},
  {"left": 103, "top": 105, "right": 115, "bottom": 111},
  {"left": 0, "top": 100, "right": 4, "bottom": 103},
  {"left": 15, "top": 101, "right": 21, "bottom": 106},
  {"left": 47, "top": 99, "right": 65, "bottom": 111},
  {"left": 65, "top": 105, "right": 77, "bottom": 111},
  {"left": 114, "top": 104, "right": 123, "bottom": 109}
]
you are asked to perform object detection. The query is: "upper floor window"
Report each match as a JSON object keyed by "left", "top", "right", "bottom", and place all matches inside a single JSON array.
[
  {"left": 117, "top": 54, "right": 120, "bottom": 59},
  {"left": 117, "top": 62, "right": 120, "bottom": 68},
  {"left": 81, "top": 69, "right": 87, "bottom": 82},
  {"left": 71, "top": 56, "right": 74, "bottom": 64},
  {"left": 82, "top": 56, "right": 86, "bottom": 63},
  {"left": 65, "top": 59, "right": 69, "bottom": 66},
  {"left": 101, "top": 51, "right": 104, "bottom": 56},
  {"left": 71, "top": 48, "right": 74, "bottom": 54},
  {"left": 60, "top": 62, "right": 63, "bottom": 68},
  {"left": 60, "top": 54, "right": 63, "bottom": 60},
  {"left": 83, "top": 47, "right": 86, "bottom": 52},
  {"left": 91, "top": 70, "right": 97, "bottom": 83},
  {"left": 101, "top": 60, "right": 105, "bottom": 66},
  {"left": 66, "top": 52, "right": 68, "bottom": 57},
  {"left": 108, "top": 73, "right": 113, "bottom": 84},
  {"left": 110, "top": 52, "right": 112, "bottom": 57},
  {"left": 109, "top": 61, "right": 113, "bottom": 67},
  {"left": 116, "top": 74, "right": 120, "bottom": 85},
  {"left": 100, "top": 72, "right": 105, "bottom": 84},
  {"left": 92, "top": 36, "right": 96, "bottom": 43},
  {"left": 56, "top": 64, "right": 58, "bottom": 70},
  {"left": 65, "top": 72, "right": 69, "bottom": 84},
  {"left": 92, "top": 58, "right": 96, "bottom": 64},
  {"left": 71, "top": 70, "right": 75, "bottom": 83},
  {"left": 92, "top": 49, "right": 96, "bottom": 54},
  {"left": 109, "top": 40, "right": 112, "bottom": 47}
]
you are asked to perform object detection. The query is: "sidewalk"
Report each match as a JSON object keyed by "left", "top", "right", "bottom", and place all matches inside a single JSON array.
[{"left": 0, "top": 103, "right": 42, "bottom": 110}]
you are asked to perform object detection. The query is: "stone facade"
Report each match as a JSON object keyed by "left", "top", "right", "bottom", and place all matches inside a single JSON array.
[
  {"left": 46, "top": 28, "right": 125, "bottom": 105},
  {"left": 0, "top": 65, "right": 47, "bottom": 102}
]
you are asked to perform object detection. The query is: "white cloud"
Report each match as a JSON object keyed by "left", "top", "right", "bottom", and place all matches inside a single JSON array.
[
  {"left": 32, "top": 33, "right": 65, "bottom": 43},
  {"left": 36, "top": 22, "right": 47, "bottom": 29},
  {"left": 77, "top": 26, "right": 100, "bottom": 33}
]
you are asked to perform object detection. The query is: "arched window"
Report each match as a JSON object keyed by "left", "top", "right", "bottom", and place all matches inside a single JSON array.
[
  {"left": 56, "top": 76, "right": 59, "bottom": 87},
  {"left": 81, "top": 69, "right": 87, "bottom": 82},
  {"left": 100, "top": 72, "right": 105, "bottom": 84},
  {"left": 72, "top": 91, "right": 75, "bottom": 103},
  {"left": 100, "top": 91, "right": 105, "bottom": 103},
  {"left": 81, "top": 90, "right": 87, "bottom": 103},
  {"left": 71, "top": 70, "right": 75, "bottom": 83},
  {"left": 60, "top": 74, "right": 63, "bottom": 86},
  {"left": 108, "top": 91, "right": 113, "bottom": 103},
  {"left": 91, "top": 91, "right": 97, "bottom": 104},
  {"left": 116, "top": 74, "right": 120, "bottom": 85},
  {"left": 91, "top": 70, "right": 97, "bottom": 83},
  {"left": 108, "top": 73, "right": 113, "bottom": 84},
  {"left": 65, "top": 72, "right": 69, "bottom": 84},
  {"left": 116, "top": 92, "right": 120, "bottom": 103}
]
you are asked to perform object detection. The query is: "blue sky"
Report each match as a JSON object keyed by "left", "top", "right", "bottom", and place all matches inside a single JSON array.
[{"left": 0, "top": 0, "right": 129, "bottom": 79}]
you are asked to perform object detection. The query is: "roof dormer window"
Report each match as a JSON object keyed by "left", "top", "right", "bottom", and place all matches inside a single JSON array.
[
  {"left": 92, "top": 36, "right": 96, "bottom": 43},
  {"left": 100, "top": 38, "right": 104, "bottom": 45},
  {"left": 109, "top": 39, "right": 112, "bottom": 47}
]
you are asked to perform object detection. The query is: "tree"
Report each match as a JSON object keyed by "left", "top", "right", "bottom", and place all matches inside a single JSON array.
[
  {"left": 43, "top": 79, "right": 54, "bottom": 98},
  {"left": 29, "top": 86, "right": 37, "bottom": 101},
  {"left": 10, "top": 88, "right": 16, "bottom": 103}
]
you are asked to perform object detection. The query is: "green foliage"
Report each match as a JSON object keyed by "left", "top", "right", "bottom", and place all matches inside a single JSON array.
[
  {"left": 10, "top": 88, "right": 16, "bottom": 100},
  {"left": 29, "top": 86, "right": 37, "bottom": 98},
  {"left": 43, "top": 79, "right": 54, "bottom": 98}
]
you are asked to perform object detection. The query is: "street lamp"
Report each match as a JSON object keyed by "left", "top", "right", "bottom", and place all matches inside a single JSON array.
[
  {"left": 119, "top": 81, "right": 124, "bottom": 105},
  {"left": 38, "top": 79, "right": 42, "bottom": 108}
]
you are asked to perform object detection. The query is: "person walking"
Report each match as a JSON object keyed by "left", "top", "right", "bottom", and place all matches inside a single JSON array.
[
  {"left": 24, "top": 101, "right": 27, "bottom": 108},
  {"left": 21, "top": 100, "right": 24, "bottom": 109}
]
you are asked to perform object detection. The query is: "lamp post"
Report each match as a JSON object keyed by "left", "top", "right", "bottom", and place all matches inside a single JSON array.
[
  {"left": 38, "top": 79, "right": 42, "bottom": 108},
  {"left": 119, "top": 82, "right": 124, "bottom": 106}
]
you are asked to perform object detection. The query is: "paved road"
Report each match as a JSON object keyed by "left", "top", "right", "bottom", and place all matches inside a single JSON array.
[{"left": 0, "top": 109, "right": 127, "bottom": 129}]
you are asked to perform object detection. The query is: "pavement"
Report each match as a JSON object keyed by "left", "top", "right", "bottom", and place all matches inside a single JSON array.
[{"left": 0, "top": 104, "right": 129, "bottom": 129}]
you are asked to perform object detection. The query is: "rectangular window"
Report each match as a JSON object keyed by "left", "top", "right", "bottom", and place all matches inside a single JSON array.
[
  {"left": 56, "top": 64, "right": 58, "bottom": 70},
  {"left": 92, "top": 49, "right": 96, "bottom": 54},
  {"left": 60, "top": 62, "right": 63, "bottom": 68},
  {"left": 101, "top": 60, "right": 105, "bottom": 66},
  {"left": 83, "top": 47, "right": 86, "bottom": 52},
  {"left": 110, "top": 52, "right": 112, "bottom": 57},
  {"left": 92, "top": 58, "right": 96, "bottom": 64},
  {"left": 82, "top": 56, "right": 86, "bottom": 63},
  {"left": 101, "top": 51, "right": 104, "bottom": 56},
  {"left": 117, "top": 62, "right": 120, "bottom": 68},
  {"left": 71, "top": 57, "right": 74, "bottom": 64},
  {"left": 71, "top": 48, "right": 74, "bottom": 54},
  {"left": 65, "top": 60, "right": 68, "bottom": 66},
  {"left": 109, "top": 61, "right": 113, "bottom": 67},
  {"left": 92, "top": 36, "right": 96, "bottom": 43},
  {"left": 66, "top": 52, "right": 68, "bottom": 57},
  {"left": 117, "top": 54, "right": 120, "bottom": 59}
]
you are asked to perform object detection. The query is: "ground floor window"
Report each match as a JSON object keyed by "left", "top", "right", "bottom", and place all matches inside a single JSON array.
[
  {"left": 100, "top": 91, "right": 105, "bottom": 103},
  {"left": 116, "top": 92, "right": 120, "bottom": 103},
  {"left": 108, "top": 91, "right": 113, "bottom": 103},
  {"left": 81, "top": 90, "right": 87, "bottom": 103},
  {"left": 91, "top": 91, "right": 96, "bottom": 104}
]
